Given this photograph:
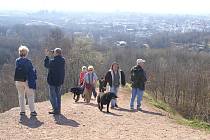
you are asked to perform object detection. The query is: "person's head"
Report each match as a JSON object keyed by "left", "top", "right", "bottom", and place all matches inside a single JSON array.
[
  {"left": 54, "top": 48, "right": 62, "bottom": 56},
  {"left": 88, "top": 65, "right": 94, "bottom": 73},
  {"left": 82, "top": 66, "right": 87, "bottom": 72},
  {"left": 18, "top": 45, "right": 29, "bottom": 57},
  {"left": 101, "top": 77, "right": 104, "bottom": 80},
  {"left": 111, "top": 62, "right": 119, "bottom": 71},
  {"left": 136, "top": 58, "right": 146, "bottom": 67},
  {"left": 49, "top": 50, "right": 54, "bottom": 57}
]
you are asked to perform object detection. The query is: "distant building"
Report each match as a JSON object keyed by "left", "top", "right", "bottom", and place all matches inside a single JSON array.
[{"left": 115, "top": 41, "right": 127, "bottom": 47}]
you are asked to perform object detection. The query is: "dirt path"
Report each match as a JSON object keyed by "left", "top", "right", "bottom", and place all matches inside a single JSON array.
[{"left": 0, "top": 88, "right": 210, "bottom": 140}]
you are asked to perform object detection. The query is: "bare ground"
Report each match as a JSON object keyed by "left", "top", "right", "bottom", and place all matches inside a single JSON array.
[{"left": 0, "top": 88, "right": 210, "bottom": 140}]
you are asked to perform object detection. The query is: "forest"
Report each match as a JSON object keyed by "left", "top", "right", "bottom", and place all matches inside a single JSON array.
[{"left": 1, "top": 24, "right": 210, "bottom": 123}]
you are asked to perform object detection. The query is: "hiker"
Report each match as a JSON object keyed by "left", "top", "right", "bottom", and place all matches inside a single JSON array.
[
  {"left": 14, "top": 45, "right": 37, "bottom": 116},
  {"left": 130, "top": 59, "right": 147, "bottom": 111},
  {"left": 99, "top": 77, "right": 106, "bottom": 93},
  {"left": 104, "top": 62, "right": 126, "bottom": 109},
  {"left": 83, "top": 65, "right": 98, "bottom": 103},
  {"left": 71, "top": 66, "right": 87, "bottom": 101},
  {"left": 45, "top": 49, "right": 54, "bottom": 107},
  {"left": 79, "top": 66, "right": 87, "bottom": 86},
  {"left": 44, "top": 48, "right": 65, "bottom": 115}
]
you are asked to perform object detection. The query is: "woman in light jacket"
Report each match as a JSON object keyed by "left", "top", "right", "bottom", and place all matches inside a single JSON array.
[
  {"left": 83, "top": 65, "right": 98, "bottom": 103},
  {"left": 14, "top": 45, "right": 37, "bottom": 116}
]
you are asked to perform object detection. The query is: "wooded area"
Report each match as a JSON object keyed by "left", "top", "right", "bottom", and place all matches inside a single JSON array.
[{"left": 1, "top": 24, "right": 210, "bottom": 122}]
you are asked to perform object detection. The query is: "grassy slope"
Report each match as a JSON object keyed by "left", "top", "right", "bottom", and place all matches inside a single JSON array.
[
  {"left": 143, "top": 92, "right": 210, "bottom": 132},
  {"left": 125, "top": 84, "right": 210, "bottom": 132}
]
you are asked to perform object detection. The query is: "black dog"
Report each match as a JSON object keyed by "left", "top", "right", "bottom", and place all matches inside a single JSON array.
[
  {"left": 70, "top": 87, "right": 84, "bottom": 102},
  {"left": 97, "top": 92, "right": 118, "bottom": 113}
]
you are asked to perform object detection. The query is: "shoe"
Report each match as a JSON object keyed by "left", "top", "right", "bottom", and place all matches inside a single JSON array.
[
  {"left": 30, "top": 111, "right": 37, "bottom": 116},
  {"left": 137, "top": 105, "right": 142, "bottom": 111},
  {"left": 137, "top": 108, "right": 142, "bottom": 111},
  {"left": 49, "top": 111, "right": 56, "bottom": 114},
  {"left": 111, "top": 106, "right": 114, "bottom": 109},
  {"left": 49, "top": 110, "right": 60, "bottom": 115},
  {"left": 115, "top": 104, "right": 118, "bottom": 108},
  {"left": 20, "top": 112, "right": 26, "bottom": 116},
  {"left": 130, "top": 107, "right": 134, "bottom": 110}
]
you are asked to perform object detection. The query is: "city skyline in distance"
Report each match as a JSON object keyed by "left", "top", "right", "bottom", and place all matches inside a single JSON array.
[{"left": 0, "top": 0, "right": 210, "bottom": 15}]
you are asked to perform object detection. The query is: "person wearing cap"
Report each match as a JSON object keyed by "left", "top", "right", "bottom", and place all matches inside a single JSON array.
[
  {"left": 83, "top": 65, "right": 98, "bottom": 103},
  {"left": 79, "top": 66, "right": 87, "bottom": 86},
  {"left": 130, "top": 59, "right": 147, "bottom": 111},
  {"left": 104, "top": 62, "right": 126, "bottom": 109},
  {"left": 44, "top": 48, "right": 65, "bottom": 115}
]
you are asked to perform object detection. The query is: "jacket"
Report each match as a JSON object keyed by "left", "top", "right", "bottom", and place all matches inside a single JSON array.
[
  {"left": 44, "top": 55, "right": 65, "bottom": 86},
  {"left": 79, "top": 71, "right": 87, "bottom": 86},
  {"left": 15, "top": 57, "right": 37, "bottom": 89},
  {"left": 130, "top": 65, "right": 147, "bottom": 90},
  {"left": 104, "top": 69, "right": 126, "bottom": 87}
]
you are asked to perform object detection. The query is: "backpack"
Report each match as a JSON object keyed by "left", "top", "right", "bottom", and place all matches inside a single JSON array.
[
  {"left": 85, "top": 73, "right": 94, "bottom": 91},
  {"left": 14, "top": 63, "right": 27, "bottom": 82}
]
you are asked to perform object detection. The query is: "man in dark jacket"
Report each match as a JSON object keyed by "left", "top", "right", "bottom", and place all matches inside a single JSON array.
[
  {"left": 104, "top": 62, "right": 126, "bottom": 108},
  {"left": 130, "top": 59, "right": 147, "bottom": 111},
  {"left": 44, "top": 48, "right": 65, "bottom": 115}
]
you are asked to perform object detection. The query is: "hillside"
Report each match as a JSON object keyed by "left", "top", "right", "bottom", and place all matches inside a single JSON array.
[{"left": 0, "top": 88, "right": 210, "bottom": 140}]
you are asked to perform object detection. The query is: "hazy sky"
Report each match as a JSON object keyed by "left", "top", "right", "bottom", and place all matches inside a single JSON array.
[{"left": 0, "top": 0, "right": 210, "bottom": 14}]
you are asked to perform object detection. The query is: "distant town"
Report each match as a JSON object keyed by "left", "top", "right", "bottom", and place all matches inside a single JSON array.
[{"left": 1, "top": 11, "right": 210, "bottom": 49}]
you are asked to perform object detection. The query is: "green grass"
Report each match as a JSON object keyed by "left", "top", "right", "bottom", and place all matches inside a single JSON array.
[
  {"left": 143, "top": 92, "right": 177, "bottom": 115},
  {"left": 144, "top": 92, "right": 210, "bottom": 132},
  {"left": 177, "top": 118, "right": 210, "bottom": 131},
  {"left": 126, "top": 84, "right": 210, "bottom": 132}
]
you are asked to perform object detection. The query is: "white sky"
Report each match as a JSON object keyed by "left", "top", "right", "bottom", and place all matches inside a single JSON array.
[{"left": 0, "top": 0, "right": 210, "bottom": 14}]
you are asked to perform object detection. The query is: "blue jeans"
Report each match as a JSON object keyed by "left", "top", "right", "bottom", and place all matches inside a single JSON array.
[
  {"left": 110, "top": 86, "right": 119, "bottom": 107},
  {"left": 49, "top": 85, "right": 61, "bottom": 113},
  {"left": 130, "top": 88, "right": 144, "bottom": 108}
]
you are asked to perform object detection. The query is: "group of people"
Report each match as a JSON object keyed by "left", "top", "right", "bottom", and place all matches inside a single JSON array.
[
  {"left": 14, "top": 45, "right": 147, "bottom": 117},
  {"left": 78, "top": 59, "right": 147, "bottom": 111},
  {"left": 14, "top": 46, "right": 65, "bottom": 116}
]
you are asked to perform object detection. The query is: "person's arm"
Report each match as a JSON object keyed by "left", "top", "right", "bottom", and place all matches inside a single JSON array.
[
  {"left": 79, "top": 72, "right": 82, "bottom": 85},
  {"left": 93, "top": 72, "right": 98, "bottom": 85},
  {"left": 58, "top": 57, "right": 65, "bottom": 85},
  {"left": 34, "top": 69, "right": 37, "bottom": 80},
  {"left": 104, "top": 72, "right": 109, "bottom": 87},
  {"left": 142, "top": 70, "right": 147, "bottom": 83},
  {"left": 130, "top": 68, "right": 134, "bottom": 82},
  {"left": 27, "top": 60, "right": 36, "bottom": 89},
  {"left": 44, "top": 56, "right": 50, "bottom": 68},
  {"left": 121, "top": 71, "right": 126, "bottom": 86}
]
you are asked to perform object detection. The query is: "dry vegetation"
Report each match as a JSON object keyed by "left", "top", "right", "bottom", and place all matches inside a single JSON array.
[{"left": 1, "top": 25, "right": 210, "bottom": 124}]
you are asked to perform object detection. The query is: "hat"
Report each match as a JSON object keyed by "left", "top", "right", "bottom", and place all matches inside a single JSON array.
[
  {"left": 137, "top": 59, "right": 146, "bottom": 64},
  {"left": 88, "top": 65, "right": 94, "bottom": 71},
  {"left": 82, "top": 66, "right": 87, "bottom": 70}
]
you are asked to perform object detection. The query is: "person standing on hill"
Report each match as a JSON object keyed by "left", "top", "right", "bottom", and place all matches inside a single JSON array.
[
  {"left": 79, "top": 66, "right": 87, "bottom": 86},
  {"left": 104, "top": 62, "right": 126, "bottom": 109},
  {"left": 44, "top": 48, "right": 65, "bottom": 115},
  {"left": 83, "top": 65, "right": 98, "bottom": 103},
  {"left": 14, "top": 45, "right": 37, "bottom": 117},
  {"left": 130, "top": 59, "right": 147, "bottom": 111}
]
